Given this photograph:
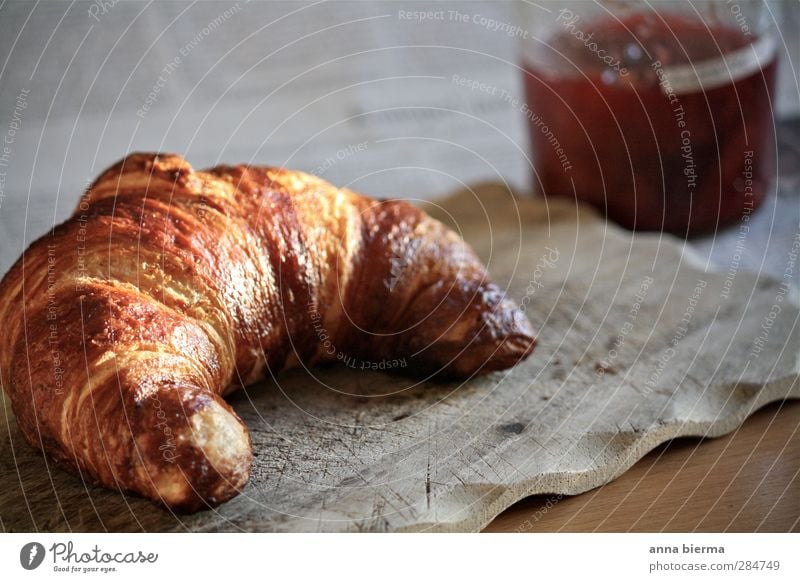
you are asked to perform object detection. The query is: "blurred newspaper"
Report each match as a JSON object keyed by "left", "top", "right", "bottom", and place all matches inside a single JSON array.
[{"left": 0, "top": 0, "right": 797, "bottom": 278}]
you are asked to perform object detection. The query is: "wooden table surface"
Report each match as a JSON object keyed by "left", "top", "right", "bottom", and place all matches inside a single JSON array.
[{"left": 485, "top": 399, "right": 800, "bottom": 532}]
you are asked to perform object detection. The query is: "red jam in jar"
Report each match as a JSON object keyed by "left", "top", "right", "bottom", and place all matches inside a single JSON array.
[{"left": 523, "top": 12, "right": 778, "bottom": 235}]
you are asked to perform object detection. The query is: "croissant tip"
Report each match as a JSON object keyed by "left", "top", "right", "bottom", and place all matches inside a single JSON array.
[{"left": 134, "top": 398, "right": 253, "bottom": 513}]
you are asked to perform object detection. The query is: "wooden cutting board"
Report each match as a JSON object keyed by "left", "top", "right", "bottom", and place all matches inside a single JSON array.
[{"left": 1, "top": 186, "right": 798, "bottom": 532}]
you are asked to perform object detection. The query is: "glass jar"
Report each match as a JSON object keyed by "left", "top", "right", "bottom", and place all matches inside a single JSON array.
[{"left": 518, "top": 0, "right": 778, "bottom": 235}]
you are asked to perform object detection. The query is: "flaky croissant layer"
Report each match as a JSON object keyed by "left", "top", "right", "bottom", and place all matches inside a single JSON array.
[{"left": 0, "top": 153, "right": 535, "bottom": 511}]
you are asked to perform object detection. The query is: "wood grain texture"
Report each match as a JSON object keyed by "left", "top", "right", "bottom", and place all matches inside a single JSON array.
[
  {"left": 486, "top": 399, "right": 800, "bottom": 532},
  {"left": 1, "top": 185, "right": 797, "bottom": 532}
]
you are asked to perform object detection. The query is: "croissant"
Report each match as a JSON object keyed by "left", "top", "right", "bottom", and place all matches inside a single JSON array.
[{"left": 0, "top": 153, "right": 535, "bottom": 512}]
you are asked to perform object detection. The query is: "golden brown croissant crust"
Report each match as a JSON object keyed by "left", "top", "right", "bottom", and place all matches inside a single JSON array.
[{"left": 0, "top": 153, "right": 535, "bottom": 512}]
